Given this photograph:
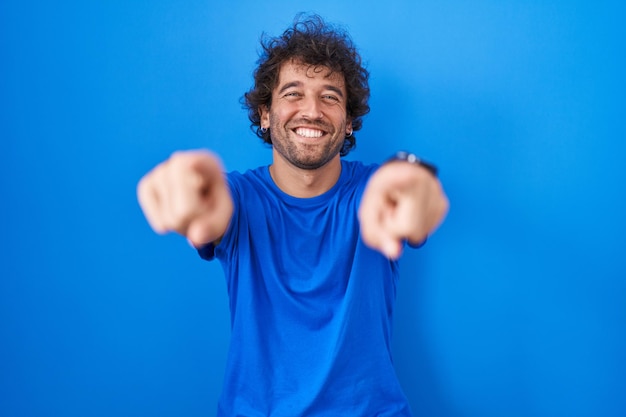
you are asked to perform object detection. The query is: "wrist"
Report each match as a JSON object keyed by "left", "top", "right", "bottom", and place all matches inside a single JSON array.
[{"left": 385, "top": 151, "right": 438, "bottom": 177}]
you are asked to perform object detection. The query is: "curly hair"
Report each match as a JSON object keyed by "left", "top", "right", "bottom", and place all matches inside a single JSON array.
[{"left": 242, "top": 14, "right": 370, "bottom": 156}]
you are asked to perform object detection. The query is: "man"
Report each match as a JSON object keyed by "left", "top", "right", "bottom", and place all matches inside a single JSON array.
[{"left": 138, "top": 14, "right": 448, "bottom": 417}]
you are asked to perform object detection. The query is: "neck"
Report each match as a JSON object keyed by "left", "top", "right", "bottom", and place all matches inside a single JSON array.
[{"left": 269, "top": 152, "right": 342, "bottom": 198}]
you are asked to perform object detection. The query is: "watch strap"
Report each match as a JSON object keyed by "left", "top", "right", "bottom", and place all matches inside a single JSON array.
[{"left": 386, "top": 151, "right": 438, "bottom": 177}]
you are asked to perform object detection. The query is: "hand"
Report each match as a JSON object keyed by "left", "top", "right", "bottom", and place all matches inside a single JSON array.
[
  {"left": 136, "top": 150, "right": 234, "bottom": 247},
  {"left": 358, "top": 161, "right": 449, "bottom": 259}
]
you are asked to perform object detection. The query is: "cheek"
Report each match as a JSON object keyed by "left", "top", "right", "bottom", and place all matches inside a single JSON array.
[
  {"left": 270, "top": 106, "right": 297, "bottom": 126},
  {"left": 326, "top": 105, "right": 348, "bottom": 121}
]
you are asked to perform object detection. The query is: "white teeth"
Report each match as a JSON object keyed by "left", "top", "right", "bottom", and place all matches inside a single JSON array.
[{"left": 295, "top": 127, "right": 324, "bottom": 138}]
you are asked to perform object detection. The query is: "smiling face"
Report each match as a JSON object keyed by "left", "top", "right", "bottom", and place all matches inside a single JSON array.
[{"left": 259, "top": 60, "right": 353, "bottom": 171}]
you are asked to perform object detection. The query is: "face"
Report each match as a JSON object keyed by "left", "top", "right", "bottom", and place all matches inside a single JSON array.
[{"left": 259, "top": 60, "right": 353, "bottom": 170}]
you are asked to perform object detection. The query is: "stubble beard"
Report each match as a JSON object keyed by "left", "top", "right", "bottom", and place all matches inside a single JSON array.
[{"left": 269, "top": 112, "right": 345, "bottom": 170}]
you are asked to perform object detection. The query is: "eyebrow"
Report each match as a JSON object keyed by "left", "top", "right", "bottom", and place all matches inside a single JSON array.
[{"left": 277, "top": 81, "right": 345, "bottom": 98}]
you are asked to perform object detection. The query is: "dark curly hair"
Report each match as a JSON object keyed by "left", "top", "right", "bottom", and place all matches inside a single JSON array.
[{"left": 242, "top": 14, "right": 370, "bottom": 156}]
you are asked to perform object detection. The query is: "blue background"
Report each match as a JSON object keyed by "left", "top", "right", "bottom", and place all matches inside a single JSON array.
[{"left": 2, "top": 1, "right": 624, "bottom": 416}]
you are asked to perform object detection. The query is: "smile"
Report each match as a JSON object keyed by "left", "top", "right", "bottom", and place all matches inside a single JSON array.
[{"left": 294, "top": 127, "right": 325, "bottom": 138}]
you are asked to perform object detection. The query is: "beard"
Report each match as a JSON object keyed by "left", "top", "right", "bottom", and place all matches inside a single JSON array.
[{"left": 269, "top": 113, "right": 346, "bottom": 170}]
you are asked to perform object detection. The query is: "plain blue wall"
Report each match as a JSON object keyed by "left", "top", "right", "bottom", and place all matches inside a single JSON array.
[{"left": 2, "top": 1, "right": 624, "bottom": 416}]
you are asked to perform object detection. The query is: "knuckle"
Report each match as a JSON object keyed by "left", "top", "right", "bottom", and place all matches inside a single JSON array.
[
  {"left": 168, "top": 151, "right": 195, "bottom": 173},
  {"left": 136, "top": 177, "right": 148, "bottom": 201}
]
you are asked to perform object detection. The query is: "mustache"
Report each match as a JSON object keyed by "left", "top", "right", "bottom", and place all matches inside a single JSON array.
[{"left": 287, "top": 118, "right": 334, "bottom": 132}]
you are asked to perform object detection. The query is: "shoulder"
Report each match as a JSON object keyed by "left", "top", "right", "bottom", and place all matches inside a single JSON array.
[
  {"left": 226, "top": 166, "right": 272, "bottom": 195},
  {"left": 226, "top": 166, "right": 267, "bottom": 184},
  {"left": 339, "top": 159, "right": 380, "bottom": 191},
  {"left": 341, "top": 159, "right": 379, "bottom": 175}
]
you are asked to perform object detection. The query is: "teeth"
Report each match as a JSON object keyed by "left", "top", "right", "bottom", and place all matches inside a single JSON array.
[{"left": 295, "top": 127, "right": 324, "bottom": 138}]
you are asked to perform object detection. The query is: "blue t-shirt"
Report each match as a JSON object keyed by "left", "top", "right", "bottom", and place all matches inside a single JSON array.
[{"left": 199, "top": 159, "right": 413, "bottom": 416}]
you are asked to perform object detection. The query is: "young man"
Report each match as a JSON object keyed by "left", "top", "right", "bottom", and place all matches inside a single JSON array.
[{"left": 138, "top": 15, "right": 448, "bottom": 417}]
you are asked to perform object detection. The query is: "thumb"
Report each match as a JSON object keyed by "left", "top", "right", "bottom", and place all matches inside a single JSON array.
[{"left": 380, "top": 235, "right": 403, "bottom": 260}]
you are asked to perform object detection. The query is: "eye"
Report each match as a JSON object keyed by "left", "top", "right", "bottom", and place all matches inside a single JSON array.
[
  {"left": 321, "top": 94, "right": 342, "bottom": 104},
  {"left": 284, "top": 91, "right": 301, "bottom": 98}
]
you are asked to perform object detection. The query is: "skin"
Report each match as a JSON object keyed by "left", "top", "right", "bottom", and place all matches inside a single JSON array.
[
  {"left": 359, "top": 160, "right": 448, "bottom": 259},
  {"left": 137, "top": 60, "right": 448, "bottom": 258},
  {"left": 259, "top": 60, "right": 352, "bottom": 198},
  {"left": 136, "top": 150, "right": 233, "bottom": 247}
]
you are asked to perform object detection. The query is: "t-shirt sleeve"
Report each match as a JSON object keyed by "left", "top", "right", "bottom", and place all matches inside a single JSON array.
[{"left": 195, "top": 171, "right": 239, "bottom": 262}]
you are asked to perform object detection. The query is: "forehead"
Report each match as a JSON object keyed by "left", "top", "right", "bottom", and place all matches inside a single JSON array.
[{"left": 276, "top": 59, "right": 346, "bottom": 90}]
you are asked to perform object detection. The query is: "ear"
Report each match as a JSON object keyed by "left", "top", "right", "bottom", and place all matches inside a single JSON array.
[
  {"left": 259, "top": 105, "right": 270, "bottom": 129},
  {"left": 345, "top": 117, "right": 353, "bottom": 136}
]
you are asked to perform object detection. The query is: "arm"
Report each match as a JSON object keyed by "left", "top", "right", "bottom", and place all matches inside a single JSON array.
[
  {"left": 136, "top": 150, "right": 234, "bottom": 248},
  {"left": 358, "top": 155, "right": 449, "bottom": 259}
]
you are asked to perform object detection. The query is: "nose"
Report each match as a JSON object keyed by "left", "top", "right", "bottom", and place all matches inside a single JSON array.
[{"left": 299, "top": 96, "right": 323, "bottom": 120}]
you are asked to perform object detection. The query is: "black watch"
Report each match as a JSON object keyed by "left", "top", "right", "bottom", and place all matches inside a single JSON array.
[{"left": 386, "top": 151, "right": 438, "bottom": 177}]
